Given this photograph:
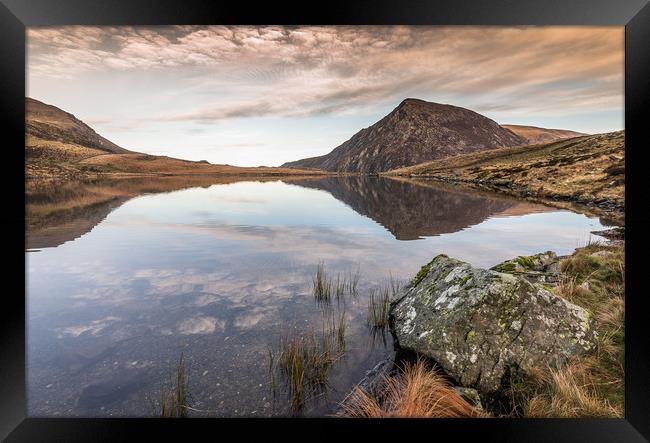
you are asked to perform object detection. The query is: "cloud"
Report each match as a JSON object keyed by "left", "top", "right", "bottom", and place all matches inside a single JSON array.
[{"left": 27, "top": 25, "right": 623, "bottom": 129}]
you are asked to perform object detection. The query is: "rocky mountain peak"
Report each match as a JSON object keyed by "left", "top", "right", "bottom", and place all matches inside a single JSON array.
[{"left": 282, "top": 98, "right": 527, "bottom": 173}]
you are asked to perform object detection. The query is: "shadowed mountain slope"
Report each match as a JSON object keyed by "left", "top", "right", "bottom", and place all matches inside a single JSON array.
[
  {"left": 286, "top": 176, "right": 550, "bottom": 240},
  {"left": 282, "top": 98, "right": 527, "bottom": 173}
]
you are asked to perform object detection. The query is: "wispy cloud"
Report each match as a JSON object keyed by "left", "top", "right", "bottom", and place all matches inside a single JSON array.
[
  {"left": 28, "top": 26, "right": 623, "bottom": 122},
  {"left": 26, "top": 26, "right": 623, "bottom": 164}
]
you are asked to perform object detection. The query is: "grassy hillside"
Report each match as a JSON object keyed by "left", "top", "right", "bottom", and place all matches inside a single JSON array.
[
  {"left": 26, "top": 134, "right": 323, "bottom": 182},
  {"left": 502, "top": 124, "right": 586, "bottom": 144},
  {"left": 387, "top": 131, "right": 624, "bottom": 223},
  {"left": 26, "top": 98, "right": 326, "bottom": 182}
]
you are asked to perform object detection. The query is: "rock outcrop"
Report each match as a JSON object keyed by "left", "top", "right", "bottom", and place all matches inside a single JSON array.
[
  {"left": 490, "top": 251, "right": 561, "bottom": 284},
  {"left": 390, "top": 254, "right": 597, "bottom": 394}
]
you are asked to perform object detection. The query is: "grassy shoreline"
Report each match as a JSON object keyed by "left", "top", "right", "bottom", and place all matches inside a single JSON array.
[
  {"left": 339, "top": 239, "right": 625, "bottom": 418},
  {"left": 392, "top": 175, "right": 624, "bottom": 226},
  {"left": 385, "top": 131, "right": 625, "bottom": 225}
]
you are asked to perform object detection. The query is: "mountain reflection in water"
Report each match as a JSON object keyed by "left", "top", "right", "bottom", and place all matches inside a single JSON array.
[
  {"left": 286, "top": 176, "right": 551, "bottom": 240},
  {"left": 27, "top": 175, "right": 551, "bottom": 248}
]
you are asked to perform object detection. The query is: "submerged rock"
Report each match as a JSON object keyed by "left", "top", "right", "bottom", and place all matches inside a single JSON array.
[
  {"left": 336, "top": 354, "right": 396, "bottom": 414},
  {"left": 490, "top": 251, "right": 561, "bottom": 284},
  {"left": 390, "top": 254, "right": 597, "bottom": 394}
]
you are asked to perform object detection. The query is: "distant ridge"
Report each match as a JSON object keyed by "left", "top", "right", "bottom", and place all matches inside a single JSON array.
[
  {"left": 502, "top": 124, "right": 587, "bottom": 144},
  {"left": 282, "top": 98, "right": 527, "bottom": 173}
]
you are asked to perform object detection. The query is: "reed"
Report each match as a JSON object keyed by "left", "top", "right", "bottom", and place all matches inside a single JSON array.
[
  {"left": 367, "top": 286, "right": 390, "bottom": 329},
  {"left": 272, "top": 322, "right": 344, "bottom": 411},
  {"left": 336, "top": 309, "right": 347, "bottom": 353},
  {"left": 158, "top": 352, "right": 188, "bottom": 418},
  {"left": 334, "top": 273, "right": 347, "bottom": 302},
  {"left": 313, "top": 262, "right": 332, "bottom": 303},
  {"left": 389, "top": 273, "right": 402, "bottom": 298},
  {"left": 347, "top": 264, "right": 361, "bottom": 296}
]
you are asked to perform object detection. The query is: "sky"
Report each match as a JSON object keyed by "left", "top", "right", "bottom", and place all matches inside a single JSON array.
[{"left": 27, "top": 26, "right": 624, "bottom": 167}]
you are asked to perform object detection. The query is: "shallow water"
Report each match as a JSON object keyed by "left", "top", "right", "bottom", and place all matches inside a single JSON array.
[{"left": 26, "top": 176, "right": 608, "bottom": 417}]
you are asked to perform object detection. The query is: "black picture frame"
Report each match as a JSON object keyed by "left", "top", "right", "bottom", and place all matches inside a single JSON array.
[{"left": 1, "top": 0, "right": 649, "bottom": 440}]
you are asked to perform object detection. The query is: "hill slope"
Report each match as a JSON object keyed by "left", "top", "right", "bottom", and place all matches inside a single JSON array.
[
  {"left": 502, "top": 124, "right": 587, "bottom": 144},
  {"left": 26, "top": 97, "right": 131, "bottom": 155},
  {"left": 26, "top": 97, "right": 324, "bottom": 181},
  {"left": 387, "top": 131, "right": 624, "bottom": 222},
  {"left": 282, "top": 98, "right": 526, "bottom": 173}
]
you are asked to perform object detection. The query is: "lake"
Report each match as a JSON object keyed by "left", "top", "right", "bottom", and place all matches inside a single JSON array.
[{"left": 26, "top": 176, "right": 609, "bottom": 417}]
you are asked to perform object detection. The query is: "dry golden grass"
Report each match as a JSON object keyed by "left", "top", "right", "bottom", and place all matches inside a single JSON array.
[
  {"left": 338, "top": 359, "right": 485, "bottom": 418},
  {"left": 520, "top": 359, "right": 621, "bottom": 418},
  {"left": 27, "top": 135, "right": 107, "bottom": 161},
  {"left": 27, "top": 133, "right": 327, "bottom": 180},
  {"left": 386, "top": 132, "right": 624, "bottom": 220},
  {"left": 501, "top": 124, "right": 585, "bottom": 144},
  {"left": 77, "top": 152, "right": 325, "bottom": 176},
  {"left": 510, "top": 242, "right": 625, "bottom": 418}
]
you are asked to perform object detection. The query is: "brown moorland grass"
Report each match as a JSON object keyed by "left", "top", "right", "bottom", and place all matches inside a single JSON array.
[
  {"left": 386, "top": 131, "right": 624, "bottom": 220},
  {"left": 338, "top": 358, "right": 485, "bottom": 418},
  {"left": 508, "top": 241, "right": 624, "bottom": 417}
]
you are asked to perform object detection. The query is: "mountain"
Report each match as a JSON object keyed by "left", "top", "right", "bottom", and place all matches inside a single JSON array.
[
  {"left": 25, "top": 97, "right": 324, "bottom": 181},
  {"left": 26, "top": 97, "right": 131, "bottom": 154},
  {"left": 501, "top": 124, "right": 587, "bottom": 144},
  {"left": 282, "top": 98, "right": 527, "bottom": 173}
]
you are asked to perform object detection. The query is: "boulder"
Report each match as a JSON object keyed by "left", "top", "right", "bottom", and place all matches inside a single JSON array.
[
  {"left": 490, "top": 251, "right": 561, "bottom": 284},
  {"left": 390, "top": 254, "right": 597, "bottom": 394}
]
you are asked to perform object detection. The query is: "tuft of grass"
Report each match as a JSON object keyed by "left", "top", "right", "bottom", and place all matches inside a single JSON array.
[
  {"left": 270, "top": 316, "right": 346, "bottom": 412},
  {"left": 515, "top": 255, "right": 535, "bottom": 268},
  {"left": 313, "top": 262, "right": 332, "bottom": 303},
  {"left": 338, "top": 358, "right": 485, "bottom": 418},
  {"left": 367, "top": 286, "right": 390, "bottom": 329},
  {"left": 510, "top": 359, "right": 622, "bottom": 418},
  {"left": 313, "top": 262, "right": 361, "bottom": 305},
  {"left": 157, "top": 353, "right": 188, "bottom": 418},
  {"left": 554, "top": 274, "right": 588, "bottom": 302},
  {"left": 347, "top": 264, "right": 361, "bottom": 296},
  {"left": 410, "top": 264, "right": 430, "bottom": 287},
  {"left": 491, "top": 262, "right": 516, "bottom": 273},
  {"left": 277, "top": 334, "right": 307, "bottom": 409},
  {"left": 388, "top": 273, "right": 402, "bottom": 298},
  {"left": 336, "top": 309, "right": 346, "bottom": 353},
  {"left": 510, "top": 242, "right": 625, "bottom": 417},
  {"left": 267, "top": 346, "right": 277, "bottom": 396},
  {"left": 334, "top": 273, "right": 347, "bottom": 303}
]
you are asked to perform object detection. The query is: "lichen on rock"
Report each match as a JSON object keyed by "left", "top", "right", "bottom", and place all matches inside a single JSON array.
[
  {"left": 389, "top": 255, "right": 597, "bottom": 395},
  {"left": 490, "top": 251, "right": 561, "bottom": 284}
]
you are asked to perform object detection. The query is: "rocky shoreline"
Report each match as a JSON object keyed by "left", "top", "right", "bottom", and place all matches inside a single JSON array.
[
  {"left": 339, "top": 236, "right": 625, "bottom": 417},
  {"left": 404, "top": 174, "right": 624, "bottom": 225}
]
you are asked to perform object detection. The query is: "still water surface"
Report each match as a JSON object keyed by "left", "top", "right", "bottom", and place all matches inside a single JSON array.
[{"left": 26, "top": 177, "right": 607, "bottom": 416}]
